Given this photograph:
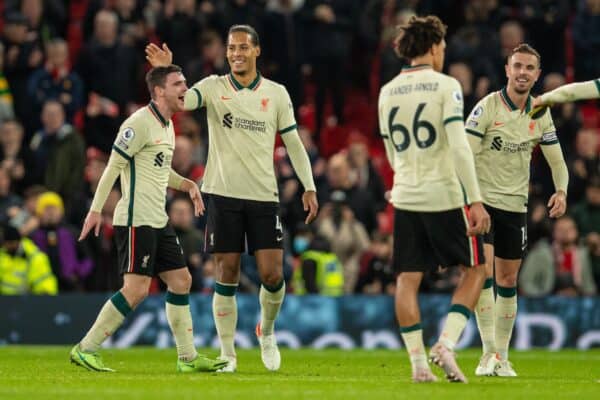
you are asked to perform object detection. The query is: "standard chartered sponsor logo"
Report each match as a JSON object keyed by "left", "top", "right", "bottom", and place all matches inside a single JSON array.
[{"left": 222, "top": 113, "right": 267, "bottom": 133}]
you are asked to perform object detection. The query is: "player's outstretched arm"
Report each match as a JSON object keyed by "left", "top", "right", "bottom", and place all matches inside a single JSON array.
[
  {"left": 532, "top": 79, "right": 600, "bottom": 108},
  {"left": 145, "top": 43, "right": 173, "bottom": 67},
  {"left": 280, "top": 130, "right": 319, "bottom": 223},
  {"left": 79, "top": 151, "right": 128, "bottom": 240}
]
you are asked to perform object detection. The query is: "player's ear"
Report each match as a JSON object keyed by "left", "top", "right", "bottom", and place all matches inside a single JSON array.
[{"left": 255, "top": 45, "right": 261, "bottom": 58}]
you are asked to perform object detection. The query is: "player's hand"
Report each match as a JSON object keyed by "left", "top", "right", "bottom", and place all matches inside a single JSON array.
[
  {"left": 79, "top": 211, "right": 102, "bottom": 241},
  {"left": 184, "top": 180, "right": 204, "bottom": 216},
  {"left": 145, "top": 43, "right": 173, "bottom": 67},
  {"left": 531, "top": 96, "right": 544, "bottom": 108},
  {"left": 467, "top": 202, "right": 491, "bottom": 236},
  {"left": 547, "top": 191, "right": 567, "bottom": 218},
  {"left": 302, "top": 190, "right": 319, "bottom": 224}
]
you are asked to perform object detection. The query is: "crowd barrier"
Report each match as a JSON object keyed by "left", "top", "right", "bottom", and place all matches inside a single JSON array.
[{"left": 2, "top": 294, "right": 600, "bottom": 349}]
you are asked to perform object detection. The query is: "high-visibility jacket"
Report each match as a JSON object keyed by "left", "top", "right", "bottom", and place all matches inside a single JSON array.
[
  {"left": 0, "top": 238, "right": 58, "bottom": 295},
  {"left": 294, "top": 250, "right": 344, "bottom": 296}
]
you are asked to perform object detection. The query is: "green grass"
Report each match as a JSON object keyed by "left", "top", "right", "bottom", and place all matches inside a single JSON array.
[{"left": 0, "top": 347, "right": 599, "bottom": 399}]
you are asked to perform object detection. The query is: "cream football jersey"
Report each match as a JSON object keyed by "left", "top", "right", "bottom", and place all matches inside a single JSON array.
[
  {"left": 112, "top": 102, "right": 175, "bottom": 227},
  {"left": 466, "top": 87, "right": 561, "bottom": 212},
  {"left": 185, "top": 73, "right": 297, "bottom": 202},
  {"left": 378, "top": 65, "right": 473, "bottom": 212}
]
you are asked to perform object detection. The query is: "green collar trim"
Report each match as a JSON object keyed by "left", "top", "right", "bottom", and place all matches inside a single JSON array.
[
  {"left": 500, "top": 86, "right": 532, "bottom": 113},
  {"left": 149, "top": 101, "right": 169, "bottom": 127},
  {"left": 500, "top": 87, "right": 518, "bottom": 111},
  {"left": 228, "top": 72, "right": 262, "bottom": 91}
]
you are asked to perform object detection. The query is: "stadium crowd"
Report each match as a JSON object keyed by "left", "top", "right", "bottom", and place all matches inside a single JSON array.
[{"left": 0, "top": 0, "right": 598, "bottom": 297}]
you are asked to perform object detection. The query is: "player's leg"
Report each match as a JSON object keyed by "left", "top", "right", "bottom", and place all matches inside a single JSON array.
[
  {"left": 247, "top": 201, "right": 286, "bottom": 371},
  {"left": 494, "top": 257, "right": 521, "bottom": 377},
  {"left": 254, "top": 248, "right": 285, "bottom": 371},
  {"left": 392, "top": 209, "right": 436, "bottom": 382},
  {"left": 212, "top": 252, "right": 241, "bottom": 371},
  {"left": 205, "top": 194, "right": 245, "bottom": 372},
  {"left": 491, "top": 209, "right": 526, "bottom": 377},
  {"left": 71, "top": 226, "right": 154, "bottom": 372},
  {"left": 474, "top": 243, "right": 498, "bottom": 376},
  {"left": 426, "top": 208, "right": 486, "bottom": 383},
  {"left": 159, "top": 266, "right": 227, "bottom": 372}
]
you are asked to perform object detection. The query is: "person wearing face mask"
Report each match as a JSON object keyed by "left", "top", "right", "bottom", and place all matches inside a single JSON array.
[
  {"left": 292, "top": 225, "right": 343, "bottom": 296},
  {"left": 0, "top": 223, "right": 57, "bottom": 295}
]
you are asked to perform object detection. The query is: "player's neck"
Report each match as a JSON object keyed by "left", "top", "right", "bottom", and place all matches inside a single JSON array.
[
  {"left": 231, "top": 70, "right": 258, "bottom": 87},
  {"left": 151, "top": 100, "right": 173, "bottom": 122},
  {"left": 409, "top": 55, "right": 433, "bottom": 69},
  {"left": 505, "top": 86, "right": 529, "bottom": 110}
]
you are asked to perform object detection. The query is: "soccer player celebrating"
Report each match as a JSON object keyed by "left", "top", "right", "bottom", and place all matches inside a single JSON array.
[
  {"left": 378, "top": 15, "right": 490, "bottom": 383},
  {"left": 145, "top": 25, "right": 318, "bottom": 373},
  {"left": 70, "top": 66, "right": 227, "bottom": 373},
  {"left": 532, "top": 78, "right": 600, "bottom": 109},
  {"left": 466, "top": 45, "right": 569, "bottom": 377}
]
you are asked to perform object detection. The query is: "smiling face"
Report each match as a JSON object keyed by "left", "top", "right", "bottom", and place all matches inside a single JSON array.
[
  {"left": 505, "top": 51, "right": 540, "bottom": 95},
  {"left": 156, "top": 71, "right": 188, "bottom": 113},
  {"left": 226, "top": 31, "right": 260, "bottom": 77}
]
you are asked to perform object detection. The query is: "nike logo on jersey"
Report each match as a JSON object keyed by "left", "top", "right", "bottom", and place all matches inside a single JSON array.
[
  {"left": 221, "top": 96, "right": 232, "bottom": 100},
  {"left": 216, "top": 312, "right": 231, "bottom": 317},
  {"left": 154, "top": 139, "right": 162, "bottom": 144},
  {"left": 493, "top": 121, "right": 504, "bottom": 127}
]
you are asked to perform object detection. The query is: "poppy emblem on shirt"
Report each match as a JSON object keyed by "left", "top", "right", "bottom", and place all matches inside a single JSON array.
[{"left": 260, "top": 98, "right": 270, "bottom": 112}]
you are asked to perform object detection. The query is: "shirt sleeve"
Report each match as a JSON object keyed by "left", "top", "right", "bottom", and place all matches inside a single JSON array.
[
  {"left": 184, "top": 75, "right": 215, "bottom": 110},
  {"left": 112, "top": 118, "right": 150, "bottom": 160},
  {"left": 442, "top": 78, "right": 465, "bottom": 126},
  {"left": 378, "top": 88, "right": 395, "bottom": 170},
  {"left": 540, "top": 79, "right": 600, "bottom": 104},
  {"left": 539, "top": 109, "right": 558, "bottom": 146},
  {"left": 277, "top": 86, "right": 297, "bottom": 134},
  {"left": 465, "top": 96, "right": 492, "bottom": 153}
]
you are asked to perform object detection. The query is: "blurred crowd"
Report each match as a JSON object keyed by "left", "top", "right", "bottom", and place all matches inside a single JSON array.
[{"left": 0, "top": 0, "right": 598, "bottom": 297}]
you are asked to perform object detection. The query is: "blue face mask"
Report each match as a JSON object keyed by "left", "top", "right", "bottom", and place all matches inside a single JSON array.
[{"left": 293, "top": 237, "right": 310, "bottom": 253}]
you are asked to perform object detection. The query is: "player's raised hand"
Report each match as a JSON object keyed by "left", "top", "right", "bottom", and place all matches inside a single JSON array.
[
  {"left": 145, "top": 43, "right": 173, "bottom": 67},
  {"left": 547, "top": 191, "right": 567, "bottom": 218},
  {"left": 467, "top": 202, "right": 491, "bottom": 236},
  {"left": 79, "top": 211, "right": 102, "bottom": 241},
  {"left": 302, "top": 190, "right": 319, "bottom": 224}
]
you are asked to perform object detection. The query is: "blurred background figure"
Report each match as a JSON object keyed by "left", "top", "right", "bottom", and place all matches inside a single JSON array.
[{"left": 0, "top": 223, "right": 57, "bottom": 295}]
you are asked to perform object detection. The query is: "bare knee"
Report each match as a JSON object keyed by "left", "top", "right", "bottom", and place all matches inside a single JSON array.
[
  {"left": 261, "top": 270, "right": 283, "bottom": 287},
  {"left": 168, "top": 269, "right": 192, "bottom": 293},
  {"left": 496, "top": 269, "right": 518, "bottom": 287},
  {"left": 121, "top": 283, "right": 149, "bottom": 308},
  {"left": 396, "top": 273, "right": 421, "bottom": 294},
  {"left": 214, "top": 254, "right": 240, "bottom": 284}
]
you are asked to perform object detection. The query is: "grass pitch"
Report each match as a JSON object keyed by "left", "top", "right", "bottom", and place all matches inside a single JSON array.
[{"left": 0, "top": 346, "right": 598, "bottom": 399}]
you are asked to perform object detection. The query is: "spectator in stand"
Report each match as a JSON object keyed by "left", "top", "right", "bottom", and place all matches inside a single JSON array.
[
  {"left": 18, "top": 0, "right": 68, "bottom": 42},
  {"left": 10, "top": 184, "right": 45, "bottom": 237},
  {"left": 185, "top": 30, "right": 228, "bottom": 84},
  {"left": 346, "top": 133, "right": 387, "bottom": 213},
  {"left": 302, "top": 0, "right": 359, "bottom": 140},
  {"left": 168, "top": 195, "right": 205, "bottom": 291},
  {"left": 262, "top": 0, "right": 306, "bottom": 112},
  {"left": 29, "top": 100, "right": 85, "bottom": 215},
  {"left": 448, "top": 61, "right": 477, "bottom": 118},
  {"left": 355, "top": 231, "right": 394, "bottom": 295},
  {"left": 0, "top": 223, "right": 58, "bottom": 295},
  {"left": 316, "top": 190, "right": 370, "bottom": 293},
  {"left": 77, "top": 9, "right": 140, "bottom": 153},
  {"left": 572, "top": 0, "right": 600, "bottom": 81},
  {"left": 568, "top": 129, "right": 600, "bottom": 203},
  {"left": 292, "top": 225, "right": 344, "bottom": 296},
  {"left": 0, "top": 42, "right": 16, "bottom": 123},
  {"left": 155, "top": 0, "right": 204, "bottom": 69},
  {"left": 28, "top": 38, "right": 84, "bottom": 123},
  {"left": 323, "top": 152, "right": 377, "bottom": 234},
  {"left": 520, "top": 215, "right": 596, "bottom": 297},
  {"left": 2, "top": 11, "right": 44, "bottom": 137},
  {"left": 0, "top": 119, "right": 32, "bottom": 194},
  {"left": 172, "top": 136, "right": 205, "bottom": 185},
  {"left": 571, "top": 175, "right": 600, "bottom": 241},
  {"left": 0, "top": 168, "right": 22, "bottom": 226},
  {"left": 378, "top": 7, "right": 413, "bottom": 87},
  {"left": 30, "top": 191, "right": 94, "bottom": 292}
]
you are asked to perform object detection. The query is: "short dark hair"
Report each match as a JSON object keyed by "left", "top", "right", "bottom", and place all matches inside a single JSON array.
[
  {"left": 228, "top": 24, "right": 260, "bottom": 47},
  {"left": 508, "top": 43, "right": 541, "bottom": 66},
  {"left": 394, "top": 15, "right": 447, "bottom": 60},
  {"left": 145, "top": 65, "right": 182, "bottom": 99}
]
